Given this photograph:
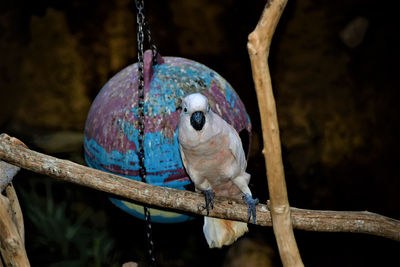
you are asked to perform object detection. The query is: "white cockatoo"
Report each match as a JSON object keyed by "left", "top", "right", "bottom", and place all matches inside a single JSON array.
[{"left": 178, "top": 93, "right": 258, "bottom": 248}]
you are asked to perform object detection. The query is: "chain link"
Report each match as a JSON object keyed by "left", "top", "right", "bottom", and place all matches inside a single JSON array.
[
  {"left": 134, "top": 0, "right": 157, "bottom": 265},
  {"left": 144, "top": 21, "right": 158, "bottom": 65}
]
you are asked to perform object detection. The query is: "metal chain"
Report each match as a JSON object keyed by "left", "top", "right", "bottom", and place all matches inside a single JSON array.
[
  {"left": 134, "top": 0, "right": 156, "bottom": 266},
  {"left": 144, "top": 20, "right": 158, "bottom": 65}
]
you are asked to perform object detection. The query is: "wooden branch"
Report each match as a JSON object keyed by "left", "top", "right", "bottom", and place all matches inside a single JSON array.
[
  {"left": 0, "top": 138, "right": 28, "bottom": 266},
  {"left": 5, "top": 184, "right": 25, "bottom": 245},
  {"left": 0, "top": 133, "right": 399, "bottom": 242},
  {"left": 247, "top": 1, "right": 304, "bottom": 266},
  {"left": 0, "top": 193, "right": 30, "bottom": 267}
]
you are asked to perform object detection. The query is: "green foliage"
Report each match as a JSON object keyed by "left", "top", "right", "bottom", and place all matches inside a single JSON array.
[{"left": 18, "top": 176, "right": 120, "bottom": 267}]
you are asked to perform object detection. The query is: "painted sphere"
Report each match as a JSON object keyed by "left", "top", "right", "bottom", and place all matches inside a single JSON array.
[{"left": 84, "top": 51, "right": 251, "bottom": 223}]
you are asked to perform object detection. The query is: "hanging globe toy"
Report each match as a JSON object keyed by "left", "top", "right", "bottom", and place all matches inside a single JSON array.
[{"left": 84, "top": 50, "right": 252, "bottom": 223}]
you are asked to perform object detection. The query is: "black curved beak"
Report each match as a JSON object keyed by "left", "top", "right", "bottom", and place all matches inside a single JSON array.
[{"left": 190, "top": 111, "right": 205, "bottom": 131}]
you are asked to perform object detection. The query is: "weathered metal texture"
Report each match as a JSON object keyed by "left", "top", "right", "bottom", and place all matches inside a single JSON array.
[{"left": 84, "top": 50, "right": 251, "bottom": 223}]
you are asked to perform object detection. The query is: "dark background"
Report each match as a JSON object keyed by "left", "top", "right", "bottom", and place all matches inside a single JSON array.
[{"left": 1, "top": 0, "right": 399, "bottom": 266}]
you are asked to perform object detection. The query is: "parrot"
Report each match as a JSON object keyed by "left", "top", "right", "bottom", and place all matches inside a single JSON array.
[{"left": 178, "top": 93, "right": 259, "bottom": 248}]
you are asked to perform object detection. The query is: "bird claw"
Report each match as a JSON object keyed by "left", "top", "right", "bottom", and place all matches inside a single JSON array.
[
  {"left": 243, "top": 193, "right": 259, "bottom": 224},
  {"left": 202, "top": 189, "right": 215, "bottom": 215}
]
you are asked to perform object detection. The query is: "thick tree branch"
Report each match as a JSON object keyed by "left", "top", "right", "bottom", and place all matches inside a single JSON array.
[
  {"left": 248, "top": 1, "right": 304, "bottom": 266},
  {"left": 0, "top": 189, "right": 29, "bottom": 267},
  {"left": 4, "top": 184, "right": 25, "bottom": 245},
  {"left": 0, "top": 133, "right": 399, "bottom": 242},
  {"left": 0, "top": 137, "right": 28, "bottom": 267}
]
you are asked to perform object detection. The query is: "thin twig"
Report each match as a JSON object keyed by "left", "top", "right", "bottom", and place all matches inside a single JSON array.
[
  {"left": 0, "top": 133, "right": 399, "bottom": 242},
  {"left": 247, "top": 1, "right": 304, "bottom": 266}
]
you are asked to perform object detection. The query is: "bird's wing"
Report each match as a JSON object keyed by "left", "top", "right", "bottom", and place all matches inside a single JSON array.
[
  {"left": 179, "top": 144, "right": 188, "bottom": 170},
  {"left": 226, "top": 122, "right": 247, "bottom": 170}
]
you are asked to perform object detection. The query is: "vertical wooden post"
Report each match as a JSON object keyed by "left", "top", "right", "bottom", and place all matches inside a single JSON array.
[{"left": 248, "top": 1, "right": 304, "bottom": 266}]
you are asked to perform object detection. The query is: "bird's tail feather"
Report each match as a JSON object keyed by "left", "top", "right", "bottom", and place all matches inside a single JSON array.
[{"left": 203, "top": 216, "right": 248, "bottom": 248}]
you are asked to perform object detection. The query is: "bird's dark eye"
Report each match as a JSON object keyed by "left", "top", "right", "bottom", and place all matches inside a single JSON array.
[{"left": 183, "top": 107, "right": 188, "bottom": 113}]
